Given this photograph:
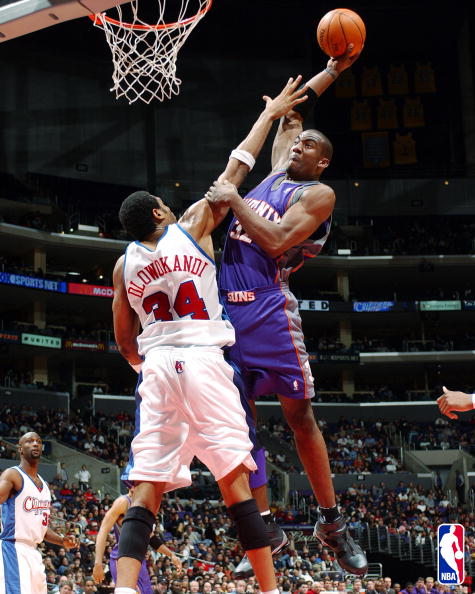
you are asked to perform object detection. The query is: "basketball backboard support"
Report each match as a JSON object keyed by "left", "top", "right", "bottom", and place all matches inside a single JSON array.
[{"left": 0, "top": 0, "right": 131, "bottom": 42}]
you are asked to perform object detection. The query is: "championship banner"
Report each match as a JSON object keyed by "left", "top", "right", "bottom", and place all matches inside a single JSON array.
[
  {"left": 298, "top": 300, "right": 330, "bottom": 311},
  {"left": 419, "top": 300, "right": 461, "bottom": 311},
  {"left": 63, "top": 339, "right": 106, "bottom": 352},
  {"left": 21, "top": 333, "right": 61, "bottom": 349},
  {"left": 0, "top": 331, "right": 20, "bottom": 343},
  {"left": 68, "top": 283, "right": 114, "bottom": 298},
  {"left": 0, "top": 272, "right": 67, "bottom": 293}
]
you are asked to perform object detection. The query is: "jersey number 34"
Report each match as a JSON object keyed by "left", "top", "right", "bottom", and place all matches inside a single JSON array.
[{"left": 143, "top": 280, "right": 210, "bottom": 321}]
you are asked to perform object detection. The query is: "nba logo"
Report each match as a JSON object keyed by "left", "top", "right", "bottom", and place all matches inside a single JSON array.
[
  {"left": 437, "top": 523, "right": 464, "bottom": 585},
  {"left": 175, "top": 361, "right": 184, "bottom": 374}
]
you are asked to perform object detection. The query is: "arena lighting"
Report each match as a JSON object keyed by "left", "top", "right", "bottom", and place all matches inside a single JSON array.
[
  {"left": 175, "top": 182, "right": 180, "bottom": 187},
  {"left": 353, "top": 181, "right": 359, "bottom": 187},
  {"left": 444, "top": 180, "right": 449, "bottom": 185}
]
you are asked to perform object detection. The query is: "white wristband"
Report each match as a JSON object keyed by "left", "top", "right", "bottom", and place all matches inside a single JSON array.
[
  {"left": 230, "top": 149, "right": 255, "bottom": 170},
  {"left": 472, "top": 393, "right": 475, "bottom": 409},
  {"left": 130, "top": 362, "right": 142, "bottom": 374}
]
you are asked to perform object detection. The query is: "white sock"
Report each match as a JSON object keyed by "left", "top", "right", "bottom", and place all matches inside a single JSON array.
[
  {"left": 114, "top": 588, "right": 137, "bottom": 594},
  {"left": 262, "top": 589, "right": 279, "bottom": 594}
]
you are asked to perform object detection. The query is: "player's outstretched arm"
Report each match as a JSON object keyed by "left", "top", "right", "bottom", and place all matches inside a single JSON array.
[
  {"left": 0, "top": 468, "right": 21, "bottom": 504},
  {"left": 112, "top": 256, "right": 142, "bottom": 371},
  {"left": 205, "top": 179, "right": 335, "bottom": 258},
  {"left": 437, "top": 386, "right": 475, "bottom": 419},
  {"left": 151, "top": 539, "right": 183, "bottom": 572},
  {"left": 180, "top": 76, "right": 310, "bottom": 241},
  {"left": 93, "top": 496, "right": 129, "bottom": 584},
  {"left": 218, "top": 75, "right": 309, "bottom": 189},
  {"left": 272, "top": 43, "right": 361, "bottom": 172}
]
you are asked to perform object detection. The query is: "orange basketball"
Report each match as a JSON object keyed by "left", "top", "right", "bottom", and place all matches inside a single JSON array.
[{"left": 317, "top": 8, "right": 366, "bottom": 58}]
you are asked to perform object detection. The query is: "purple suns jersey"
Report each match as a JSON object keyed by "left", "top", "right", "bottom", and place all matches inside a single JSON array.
[{"left": 219, "top": 171, "right": 332, "bottom": 291}]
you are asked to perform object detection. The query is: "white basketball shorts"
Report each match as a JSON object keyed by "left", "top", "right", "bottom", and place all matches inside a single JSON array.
[
  {"left": 125, "top": 346, "right": 256, "bottom": 491},
  {"left": 0, "top": 540, "right": 46, "bottom": 594}
]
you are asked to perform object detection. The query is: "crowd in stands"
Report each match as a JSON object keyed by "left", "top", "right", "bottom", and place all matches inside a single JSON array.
[
  {"left": 334, "top": 216, "right": 475, "bottom": 257},
  {"left": 3, "top": 183, "right": 475, "bottom": 257},
  {"left": 0, "top": 255, "right": 112, "bottom": 287},
  {"left": 305, "top": 335, "right": 475, "bottom": 355},
  {"left": 261, "top": 417, "right": 402, "bottom": 475},
  {"left": 0, "top": 405, "right": 408, "bottom": 478},
  {"left": 0, "top": 405, "right": 474, "bottom": 592},
  {"left": 1, "top": 458, "right": 473, "bottom": 593}
]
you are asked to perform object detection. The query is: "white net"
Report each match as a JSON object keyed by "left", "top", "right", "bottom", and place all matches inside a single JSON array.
[{"left": 91, "top": 0, "right": 213, "bottom": 104}]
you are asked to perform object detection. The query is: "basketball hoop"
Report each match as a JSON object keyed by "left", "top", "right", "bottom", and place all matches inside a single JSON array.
[{"left": 90, "top": 0, "right": 213, "bottom": 104}]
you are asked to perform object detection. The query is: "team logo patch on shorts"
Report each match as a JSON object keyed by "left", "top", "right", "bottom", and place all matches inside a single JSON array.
[
  {"left": 175, "top": 361, "right": 185, "bottom": 374},
  {"left": 437, "top": 523, "right": 465, "bottom": 584},
  {"left": 227, "top": 290, "right": 256, "bottom": 303}
]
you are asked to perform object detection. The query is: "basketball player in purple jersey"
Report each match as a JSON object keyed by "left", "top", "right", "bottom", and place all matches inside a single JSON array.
[
  {"left": 93, "top": 488, "right": 182, "bottom": 592},
  {"left": 207, "top": 45, "right": 368, "bottom": 576},
  {"left": 110, "top": 78, "right": 308, "bottom": 594}
]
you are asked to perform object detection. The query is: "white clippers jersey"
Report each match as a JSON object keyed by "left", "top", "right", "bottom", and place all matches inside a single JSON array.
[
  {"left": 124, "top": 223, "right": 235, "bottom": 355},
  {"left": 0, "top": 466, "right": 51, "bottom": 546}
]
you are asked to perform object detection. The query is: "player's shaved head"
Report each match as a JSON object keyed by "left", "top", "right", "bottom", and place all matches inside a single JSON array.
[
  {"left": 19, "top": 431, "right": 42, "bottom": 445},
  {"left": 302, "top": 129, "right": 333, "bottom": 160}
]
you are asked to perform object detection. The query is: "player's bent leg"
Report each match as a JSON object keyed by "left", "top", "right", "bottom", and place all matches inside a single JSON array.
[
  {"left": 278, "top": 396, "right": 368, "bottom": 576},
  {"left": 234, "top": 453, "right": 289, "bottom": 580},
  {"left": 116, "top": 482, "right": 165, "bottom": 593},
  {"left": 218, "top": 465, "right": 277, "bottom": 593}
]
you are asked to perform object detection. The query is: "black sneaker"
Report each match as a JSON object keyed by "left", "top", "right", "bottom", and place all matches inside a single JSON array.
[
  {"left": 233, "top": 520, "right": 289, "bottom": 579},
  {"left": 313, "top": 514, "right": 367, "bottom": 576}
]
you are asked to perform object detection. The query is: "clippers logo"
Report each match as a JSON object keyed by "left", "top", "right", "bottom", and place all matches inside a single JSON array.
[
  {"left": 175, "top": 361, "right": 184, "bottom": 374},
  {"left": 437, "top": 524, "right": 465, "bottom": 585},
  {"left": 23, "top": 496, "right": 51, "bottom": 514}
]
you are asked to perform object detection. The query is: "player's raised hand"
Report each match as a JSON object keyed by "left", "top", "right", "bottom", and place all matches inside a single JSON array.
[
  {"left": 205, "top": 179, "right": 239, "bottom": 206},
  {"left": 328, "top": 43, "right": 362, "bottom": 75},
  {"left": 437, "top": 386, "right": 473, "bottom": 419},
  {"left": 262, "top": 75, "right": 308, "bottom": 120}
]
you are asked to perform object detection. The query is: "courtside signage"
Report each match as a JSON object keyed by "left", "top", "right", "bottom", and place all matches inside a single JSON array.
[
  {"left": 298, "top": 300, "right": 329, "bottom": 311},
  {"left": 437, "top": 523, "right": 464, "bottom": 585},
  {"left": 0, "top": 272, "right": 67, "bottom": 293},
  {"left": 68, "top": 283, "right": 114, "bottom": 298},
  {"left": 420, "top": 300, "right": 461, "bottom": 311},
  {"left": 21, "top": 333, "right": 61, "bottom": 349}
]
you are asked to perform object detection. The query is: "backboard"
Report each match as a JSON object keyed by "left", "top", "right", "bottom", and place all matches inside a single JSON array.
[{"left": 0, "top": 0, "right": 130, "bottom": 41}]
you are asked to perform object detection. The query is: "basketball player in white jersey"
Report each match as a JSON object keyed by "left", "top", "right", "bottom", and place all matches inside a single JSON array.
[
  {"left": 110, "top": 77, "right": 309, "bottom": 594},
  {"left": 0, "top": 432, "right": 78, "bottom": 594}
]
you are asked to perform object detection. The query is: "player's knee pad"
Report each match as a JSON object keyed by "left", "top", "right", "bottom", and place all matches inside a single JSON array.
[
  {"left": 227, "top": 498, "right": 270, "bottom": 551},
  {"left": 118, "top": 506, "right": 155, "bottom": 562}
]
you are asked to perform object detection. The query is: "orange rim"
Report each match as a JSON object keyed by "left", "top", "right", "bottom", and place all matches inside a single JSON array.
[{"left": 89, "top": 0, "right": 213, "bottom": 30}]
